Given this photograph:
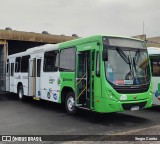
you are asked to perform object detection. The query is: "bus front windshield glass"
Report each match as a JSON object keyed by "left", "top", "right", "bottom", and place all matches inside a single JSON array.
[{"left": 104, "top": 47, "right": 150, "bottom": 86}]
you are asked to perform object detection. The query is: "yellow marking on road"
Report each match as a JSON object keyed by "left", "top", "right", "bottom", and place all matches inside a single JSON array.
[{"left": 33, "top": 97, "right": 40, "bottom": 100}]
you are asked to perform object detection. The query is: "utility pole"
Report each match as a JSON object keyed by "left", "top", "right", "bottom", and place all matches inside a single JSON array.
[{"left": 143, "top": 21, "right": 145, "bottom": 35}]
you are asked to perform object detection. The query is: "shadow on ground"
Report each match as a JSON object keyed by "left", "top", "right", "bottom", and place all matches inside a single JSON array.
[{"left": 0, "top": 92, "right": 151, "bottom": 128}]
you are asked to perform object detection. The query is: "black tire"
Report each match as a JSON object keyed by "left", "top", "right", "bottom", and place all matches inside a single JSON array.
[
  {"left": 18, "top": 85, "right": 25, "bottom": 101},
  {"left": 65, "top": 92, "right": 77, "bottom": 115}
]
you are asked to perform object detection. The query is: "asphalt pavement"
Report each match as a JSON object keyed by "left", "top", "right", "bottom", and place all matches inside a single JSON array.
[{"left": 0, "top": 92, "right": 160, "bottom": 143}]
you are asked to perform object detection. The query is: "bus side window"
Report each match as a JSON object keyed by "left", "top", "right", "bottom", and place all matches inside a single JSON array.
[
  {"left": 59, "top": 48, "right": 76, "bottom": 71},
  {"left": 43, "top": 50, "right": 59, "bottom": 72},
  {"left": 37, "top": 59, "right": 41, "bottom": 77},
  {"left": 96, "top": 52, "right": 100, "bottom": 76},
  {"left": 6, "top": 59, "right": 9, "bottom": 74},
  {"left": 15, "top": 57, "right": 21, "bottom": 72},
  {"left": 7, "top": 63, "right": 9, "bottom": 73},
  {"left": 11, "top": 63, "right": 14, "bottom": 76},
  {"left": 21, "top": 55, "right": 30, "bottom": 73}
]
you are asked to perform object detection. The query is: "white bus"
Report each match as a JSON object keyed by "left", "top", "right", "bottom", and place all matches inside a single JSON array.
[{"left": 148, "top": 47, "right": 160, "bottom": 105}]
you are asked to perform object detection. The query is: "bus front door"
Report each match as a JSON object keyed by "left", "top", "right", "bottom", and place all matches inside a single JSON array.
[{"left": 76, "top": 50, "right": 95, "bottom": 109}]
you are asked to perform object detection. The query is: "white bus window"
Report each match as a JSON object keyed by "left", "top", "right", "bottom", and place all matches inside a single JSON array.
[
  {"left": 15, "top": 57, "right": 21, "bottom": 72},
  {"left": 21, "top": 55, "right": 30, "bottom": 73},
  {"left": 6, "top": 63, "right": 9, "bottom": 73},
  {"left": 44, "top": 50, "right": 59, "bottom": 72},
  {"left": 60, "top": 48, "right": 75, "bottom": 71},
  {"left": 11, "top": 63, "right": 14, "bottom": 76},
  {"left": 37, "top": 59, "right": 41, "bottom": 77},
  {"left": 150, "top": 56, "right": 160, "bottom": 76}
]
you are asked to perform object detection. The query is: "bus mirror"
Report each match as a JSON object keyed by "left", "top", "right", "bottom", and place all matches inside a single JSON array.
[
  {"left": 102, "top": 49, "right": 108, "bottom": 61},
  {"left": 158, "top": 83, "right": 160, "bottom": 93}
]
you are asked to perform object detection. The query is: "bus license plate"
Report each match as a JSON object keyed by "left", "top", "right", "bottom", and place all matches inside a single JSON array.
[{"left": 130, "top": 106, "right": 139, "bottom": 111}]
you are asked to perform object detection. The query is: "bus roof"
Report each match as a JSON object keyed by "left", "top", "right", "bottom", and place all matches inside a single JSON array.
[
  {"left": 8, "top": 44, "right": 57, "bottom": 58},
  {"left": 8, "top": 35, "right": 145, "bottom": 58},
  {"left": 59, "top": 35, "right": 145, "bottom": 49},
  {"left": 147, "top": 47, "right": 160, "bottom": 55}
]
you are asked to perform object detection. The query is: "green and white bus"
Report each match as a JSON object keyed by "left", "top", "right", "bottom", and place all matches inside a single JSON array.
[{"left": 6, "top": 35, "right": 152, "bottom": 114}]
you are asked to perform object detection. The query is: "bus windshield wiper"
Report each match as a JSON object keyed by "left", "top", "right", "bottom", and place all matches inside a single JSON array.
[
  {"left": 116, "top": 47, "right": 132, "bottom": 70},
  {"left": 134, "top": 50, "right": 140, "bottom": 65},
  {"left": 133, "top": 57, "right": 137, "bottom": 71}
]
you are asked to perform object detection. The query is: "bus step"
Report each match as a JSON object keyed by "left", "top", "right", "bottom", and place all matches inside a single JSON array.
[
  {"left": 78, "top": 106, "right": 90, "bottom": 111},
  {"left": 33, "top": 97, "right": 40, "bottom": 101},
  {"left": 86, "top": 99, "right": 90, "bottom": 107},
  {"left": 76, "top": 104, "right": 82, "bottom": 107}
]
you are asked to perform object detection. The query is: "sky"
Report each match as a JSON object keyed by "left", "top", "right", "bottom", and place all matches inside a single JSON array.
[{"left": 0, "top": 0, "right": 160, "bottom": 38}]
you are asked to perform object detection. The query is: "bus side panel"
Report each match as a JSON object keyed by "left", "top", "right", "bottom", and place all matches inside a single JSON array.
[
  {"left": 59, "top": 72, "right": 75, "bottom": 103},
  {"left": 13, "top": 73, "right": 19, "bottom": 94},
  {"left": 40, "top": 72, "right": 61, "bottom": 103},
  {"left": 14, "top": 73, "right": 29, "bottom": 95},
  {"left": 21, "top": 73, "right": 28, "bottom": 96}
]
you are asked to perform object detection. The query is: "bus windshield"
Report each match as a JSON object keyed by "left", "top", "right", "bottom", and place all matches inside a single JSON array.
[{"left": 104, "top": 47, "right": 150, "bottom": 86}]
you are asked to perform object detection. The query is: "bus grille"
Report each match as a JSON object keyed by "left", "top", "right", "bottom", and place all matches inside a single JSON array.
[
  {"left": 122, "top": 102, "right": 147, "bottom": 110},
  {"left": 112, "top": 84, "right": 150, "bottom": 94}
]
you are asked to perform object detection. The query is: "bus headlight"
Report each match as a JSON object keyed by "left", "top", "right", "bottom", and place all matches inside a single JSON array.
[
  {"left": 149, "top": 90, "right": 152, "bottom": 98},
  {"left": 106, "top": 90, "right": 118, "bottom": 101}
]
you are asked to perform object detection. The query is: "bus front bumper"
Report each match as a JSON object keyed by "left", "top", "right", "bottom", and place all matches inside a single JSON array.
[{"left": 94, "top": 97, "right": 152, "bottom": 113}]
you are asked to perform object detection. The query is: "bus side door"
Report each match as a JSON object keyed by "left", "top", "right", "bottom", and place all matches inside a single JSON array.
[
  {"left": 29, "top": 58, "right": 36, "bottom": 96},
  {"left": 36, "top": 58, "right": 42, "bottom": 97},
  {"left": 75, "top": 42, "right": 101, "bottom": 110},
  {"left": 10, "top": 62, "right": 14, "bottom": 92},
  {"left": 29, "top": 58, "right": 42, "bottom": 97}
]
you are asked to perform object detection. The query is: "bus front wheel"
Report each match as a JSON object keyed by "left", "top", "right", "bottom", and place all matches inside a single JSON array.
[
  {"left": 65, "top": 92, "right": 77, "bottom": 115},
  {"left": 18, "top": 85, "right": 25, "bottom": 101}
]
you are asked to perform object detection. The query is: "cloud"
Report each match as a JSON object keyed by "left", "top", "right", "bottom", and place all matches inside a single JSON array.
[{"left": 0, "top": 0, "right": 159, "bottom": 37}]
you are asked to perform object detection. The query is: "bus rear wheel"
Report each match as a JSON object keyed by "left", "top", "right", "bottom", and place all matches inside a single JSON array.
[
  {"left": 18, "top": 85, "right": 25, "bottom": 101},
  {"left": 65, "top": 92, "right": 77, "bottom": 115}
]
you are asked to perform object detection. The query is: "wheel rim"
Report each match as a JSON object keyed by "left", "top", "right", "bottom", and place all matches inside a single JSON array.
[
  {"left": 19, "top": 89, "right": 23, "bottom": 99},
  {"left": 67, "top": 96, "right": 75, "bottom": 112}
]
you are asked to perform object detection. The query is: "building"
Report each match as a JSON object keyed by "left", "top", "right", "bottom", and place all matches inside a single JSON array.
[
  {"left": 146, "top": 36, "right": 160, "bottom": 47},
  {"left": 0, "top": 29, "right": 78, "bottom": 91},
  {"left": 132, "top": 34, "right": 160, "bottom": 48}
]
